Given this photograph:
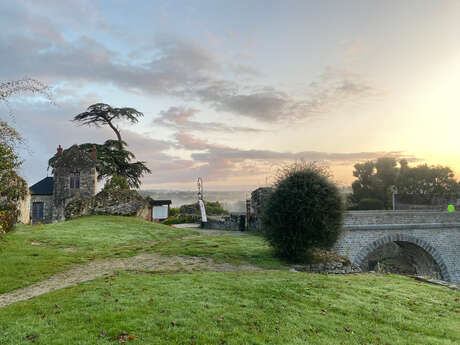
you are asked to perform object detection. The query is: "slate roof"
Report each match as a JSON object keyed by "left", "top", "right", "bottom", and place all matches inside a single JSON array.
[
  {"left": 148, "top": 198, "right": 172, "bottom": 206},
  {"left": 29, "top": 176, "right": 54, "bottom": 195}
]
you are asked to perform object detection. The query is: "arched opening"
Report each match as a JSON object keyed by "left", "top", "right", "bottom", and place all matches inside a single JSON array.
[
  {"left": 355, "top": 234, "right": 450, "bottom": 281},
  {"left": 363, "top": 241, "right": 442, "bottom": 278}
]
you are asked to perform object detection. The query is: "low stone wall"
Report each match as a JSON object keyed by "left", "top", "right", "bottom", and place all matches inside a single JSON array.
[
  {"left": 344, "top": 211, "right": 460, "bottom": 226},
  {"left": 204, "top": 214, "right": 247, "bottom": 231},
  {"left": 64, "top": 190, "right": 149, "bottom": 220},
  {"left": 291, "top": 261, "right": 361, "bottom": 274}
]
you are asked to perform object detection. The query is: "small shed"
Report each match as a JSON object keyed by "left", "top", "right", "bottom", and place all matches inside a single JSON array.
[
  {"left": 29, "top": 176, "right": 54, "bottom": 224},
  {"left": 147, "top": 199, "right": 172, "bottom": 221}
]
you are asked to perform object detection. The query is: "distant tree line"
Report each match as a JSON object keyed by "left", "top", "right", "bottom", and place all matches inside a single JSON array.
[{"left": 348, "top": 157, "right": 459, "bottom": 210}]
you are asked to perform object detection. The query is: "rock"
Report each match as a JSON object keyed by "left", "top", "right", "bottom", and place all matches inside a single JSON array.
[
  {"left": 64, "top": 189, "right": 148, "bottom": 219},
  {"left": 289, "top": 262, "right": 361, "bottom": 275}
]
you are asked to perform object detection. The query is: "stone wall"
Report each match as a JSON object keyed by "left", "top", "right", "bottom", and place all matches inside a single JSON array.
[
  {"left": 292, "top": 261, "right": 361, "bottom": 274},
  {"left": 206, "top": 204, "right": 460, "bottom": 283},
  {"left": 53, "top": 167, "right": 97, "bottom": 222},
  {"left": 344, "top": 211, "right": 460, "bottom": 226},
  {"left": 52, "top": 145, "right": 97, "bottom": 222},
  {"left": 17, "top": 191, "right": 30, "bottom": 224},
  {"left": 64, "top": 190, "right": 149, "bottom": 220},
  {"left": 204, "top": 214, "right": 247, "bottom": 231},
  {"left": 30, "top": 195, "right": 53, "bottom": 224},
  {"left": 250, "top": 187, "right": 273, "bottom": 230}
]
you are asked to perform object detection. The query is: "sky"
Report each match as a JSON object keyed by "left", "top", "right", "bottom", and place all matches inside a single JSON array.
[{"left": 1, "top": 0, "right": 459, "bottom": 191}]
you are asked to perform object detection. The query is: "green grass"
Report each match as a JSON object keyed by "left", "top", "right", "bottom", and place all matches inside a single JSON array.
[
  {"left": 0, "top": 271, "right": 458, "bottom": 345},
  {"left": 0, "top": 216, "right": 195, "bottom": 293},
  {"left": 1, "top": 216, "right": 458, "bottom": 344},
  {"left": 150, "top": 234, "right": 287, "bottom": 269},
  {"left": 21, "top": 216, "right": 194, "bottom": 252}
]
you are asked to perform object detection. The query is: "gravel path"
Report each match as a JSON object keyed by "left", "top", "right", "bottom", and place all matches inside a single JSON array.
[{"left": 0, "top": 228, "right": 258, "bottom": 309}]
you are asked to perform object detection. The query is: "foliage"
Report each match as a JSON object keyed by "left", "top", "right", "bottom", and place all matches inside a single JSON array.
[
  {"left": 0, "top": 121, "right": 22, "bottom": 171},
  {"left": 0, "top": 209, "right": 16, "bottom": 235},
  {"left": 0, "top": 122, "right": 28, "bottom": 234},
  {"left": 48, "top": 140, "right": 151, "bottom": 189},
  {"left": 357, "top": 198, "right": 385, "bottom": 210},
  {"left": 0, "top": 78, "right": 52, "bottom": 233},
  {"left": 72, "top": 103, "right": 143, "bottom": 149},
  {"left": 204, "top": 201, "right": 229, "bottom": 215},
  {"left": 169, "top": 207, "right": 180, "bottom": 217},
  {"left": 0, "top": 171, "right": 28, "bottom": 233},
  {"left": 102, "top": 174, "right": 130, "bottom": 192},
  {"left": 179, "top": 201, "right": 229, "bottom": 216},
  {"left": 396, "top": 162, "right": 459, "bottom": 205},
  {"left": 162, "top": 215, "right": 195, "bottom": 225},
  {"left": 348, "top": 157, "right": 397, "bottom": 209},
  {"left": 262, "top": 161, "right": 344, "bottom": 261},
  {"left": 348, "top": 157, "right": 459, "bottom": 209},
  {"left": 69, "top": 103, "right": 150, "bottom": 188},
  {"left": 0, "top": 78, "right": 51, "bottom": 103}
]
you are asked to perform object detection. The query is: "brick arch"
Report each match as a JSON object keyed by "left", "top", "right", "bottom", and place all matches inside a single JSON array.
[{"left": 353, "top": 233, "right": 451, "bottom": 281}]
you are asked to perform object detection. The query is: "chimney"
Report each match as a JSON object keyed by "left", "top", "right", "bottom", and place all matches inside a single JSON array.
[
  {"left": 57, "top": 145, "right": 63, "bottom": 155},
  {"left": 91, "top": 144, "right": 97, "bottom": 160}
]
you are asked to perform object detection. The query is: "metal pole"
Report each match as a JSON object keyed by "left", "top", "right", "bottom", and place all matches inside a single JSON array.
[{"left": 391, "top": 186, "right": 397, "bottom": 211}]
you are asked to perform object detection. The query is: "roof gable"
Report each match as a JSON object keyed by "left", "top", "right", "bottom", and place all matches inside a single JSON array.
[{"left": 29, "top": 176, "right": 54, "bottom": 195}]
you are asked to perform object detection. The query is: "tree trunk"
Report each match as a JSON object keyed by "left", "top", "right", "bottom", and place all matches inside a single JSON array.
[{"left": 107, "top": 120, "right": 123, "bottom": 149}]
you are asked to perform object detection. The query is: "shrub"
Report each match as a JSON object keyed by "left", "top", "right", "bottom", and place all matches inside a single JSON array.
[
  {"left": 262, "top": 162, "right": 344, "bottom": 262},
  {"left": 204, "top": 201, "right": 229, "bottom": 215},
  {"left": 179, "top": 201, "right": 228, "bottom": 216},
  {"left": 102, "top": 174, "right": 130, "bottom": 191},
  {"left": 357, "top": 198, "right": 385, "bottom": 210},
  {"left": 0, "top": 207, "right": 17, "bottom": 235},
  {"left": 0, "top": 170, "right": 28, "bottom": 236},
  {"left": 169, "top": 207, "right": 180, "bottom": 217},
  {"left": 162, "top": 215, "right": 195, "bottom": 225}
]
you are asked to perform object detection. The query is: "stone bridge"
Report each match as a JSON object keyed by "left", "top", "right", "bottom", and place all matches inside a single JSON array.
[{"left": 333, "top": 211, "right": 460, "bottom": 284}]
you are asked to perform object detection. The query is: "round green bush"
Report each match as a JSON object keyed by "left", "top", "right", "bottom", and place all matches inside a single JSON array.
[
  {"left": 262, "top": 166, "right": 344, "bottom": 261},
  {"left": 357, "top": 198, "right": 384, "bottom": 210}
]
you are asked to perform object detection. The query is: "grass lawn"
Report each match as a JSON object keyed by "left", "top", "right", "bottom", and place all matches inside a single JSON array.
[
  {"left": 0, "top": 216, "right": 196, "bottom": 293},
  {"left": 0, "top": 271, "right": 458, "bottom": 345},
  {"left": 150, "top": 234, "right": 287, "bottom": 269},
  {"left": 1, "top": 216, "right": 458, "bottom": 344}
]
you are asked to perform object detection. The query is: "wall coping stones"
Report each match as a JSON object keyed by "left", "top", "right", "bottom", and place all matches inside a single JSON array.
[{"left": 344, "top": 223, "right": 460, "bottom": 231}]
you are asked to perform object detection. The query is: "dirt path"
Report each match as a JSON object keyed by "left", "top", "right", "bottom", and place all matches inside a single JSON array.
[
  {"left": 0, "top": 226, "right": 258, "bottom": 309},
  {"left": 0, "top": 252, "right": 261, "bottom": 309}
]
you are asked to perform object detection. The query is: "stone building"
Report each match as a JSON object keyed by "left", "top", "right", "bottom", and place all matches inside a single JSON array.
[
  {"left": 29, "top": 145, "right": 98, "bottom": 224},
  {"left": 250, "top": 187, "right": 273, "bottom": 230},
  {"left": 29, "top": 176, "right": 54, "bottom": 223}
]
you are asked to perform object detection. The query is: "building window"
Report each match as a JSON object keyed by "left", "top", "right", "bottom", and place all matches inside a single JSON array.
[{"left": 70, "top": 172, "right": 80, "bottom": 189}]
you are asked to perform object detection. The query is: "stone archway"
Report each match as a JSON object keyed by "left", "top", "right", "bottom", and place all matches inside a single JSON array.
[{"left": 353, "top": 233, "right": 451, "bottom": 281}]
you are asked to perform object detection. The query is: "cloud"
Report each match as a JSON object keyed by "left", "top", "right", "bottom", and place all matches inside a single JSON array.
[
  {"left": 0, "top": 3, "right": 394, "bottom": 188},
  {"left": 167, "top": 133, "right": 420, "bottom": 185},
  {"left": 6, "top": 96, "right": 418, "bottom": 188},
  {"left": 186, "top": 67, "right": 380, "bottom": 122},
  {"left": 156, "top": 106, "right": 264, "bottom": 133},
  {"left": 0, "top": 4, "right": 379, "bottom": 124},
  {"left": 230, "top": 63, "right": 263, "bottom": 78}
]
